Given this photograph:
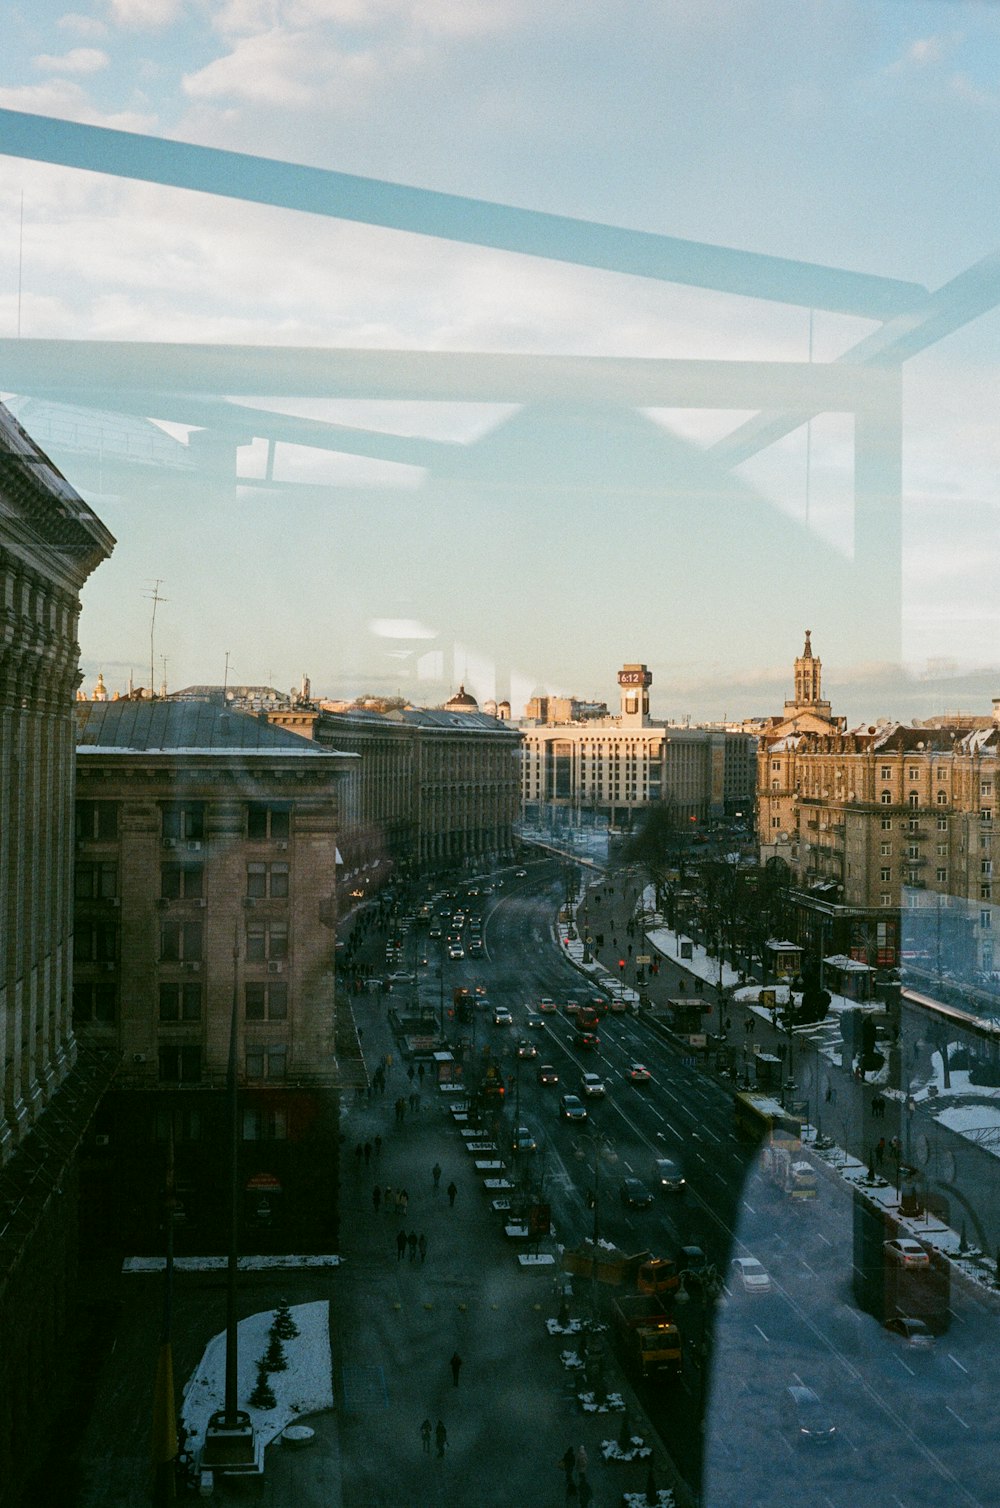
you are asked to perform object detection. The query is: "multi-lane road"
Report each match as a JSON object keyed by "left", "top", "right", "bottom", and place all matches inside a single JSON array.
[{"left": 412, "top": 863, "right": 999, "bottom": 1507}]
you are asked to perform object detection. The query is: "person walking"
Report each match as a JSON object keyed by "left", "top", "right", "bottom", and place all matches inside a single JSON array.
[
  {"left": 396, "top": 1229, "right": 407, "bottom": 1262},
  {"left": 449, "top": 1351, "right": 462, "bottom": 1387},
  {"left": 575, "top": 1444, "right": 588, "bottom": 1478},
  {"left": 408, "top": 1230, "right": 418, "bottom": 1261},
  {"left": 432, "top": 1162, "right": 442, "bottom": 1190},
  {"left": 372, "top": 1185, "right": 381, "bottom": 1212},
  {"left": 420, "top": 1417, "right": 432, "bottom": 1454},
  {"left": 399, "top": 1189, "right": 409, "bottom": 1217},
  {"left": 447, "top": 1180, "right": 458, "bottom": 1207},
  {"left": 418, "top": 1232, "right": 427, "bottom": 1263},
  {"left": 876, "top": 1136, "right": 886, "bottom": 1167},
  {"left": 435, "top": 1420, "right": 447, "bottom": 1458}
]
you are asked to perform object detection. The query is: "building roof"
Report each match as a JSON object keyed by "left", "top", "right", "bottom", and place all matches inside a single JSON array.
[
  {"left": 76, "top": 698, "right": 355, "bottom": 756},
  {"left": 0, "top": 399, "right": 115, "bottom": 576}
]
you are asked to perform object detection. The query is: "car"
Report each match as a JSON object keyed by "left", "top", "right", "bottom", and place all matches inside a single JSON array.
[
  {"left": 538, "top": 1063, "right": 559, "bottom": 1085},
  {"left": 564, "top": 999, "right": 581, "bottom": 1016},
  {"left": 580, "top": 1072, "right": 606, "bottom": 1097},
  {"left": 620, "top": 1178, "right": 654, "bottom": 1210},
  {"left": 467, "top": 939, "right": 484, "bottom": 957},
  {"left": 575, "top": 1030, "right": 600, "bottom": 1051},
  {"left": 560, "top": 1094, "right": 588, "bottom": 1122},
  {"left": 448, "top": 945, "right": 465, "bottom": 960},
  {"left": 679, "top": 1245, "right": 708, "bottom": 1282},
  {"left": 516, "top": 1038, "right": 537, "bottom": 1059},
  {"left": 386, "top": 971, "right": 415, "bottom": 985},
  {"left": 493, "top": 1007, "right": 513, "bottom": 1027},
  {"left": 428, "top": 925, "right": 442, "bottom": 939},
  {"left": 730, "top": 1256, "right": 771, "bottom": 1294},
  {"left": 514, "top": 868, "right": 527, "bottom": 878},
  {"left": 538, "top": 997, "right": 557, "bottom": 1013},
  {"left": 785, "top": 1385, "right": 837, "bottom": 1446},
  {"left": 627, "top": 1062, "right": 652, "bottom": 1083},
  {"left": 524, "top": 1011, "right": 544, "bottom": 1029},
  {"left": 653, "top": 1158, "right": 686, "bottom": 1193},
  {"left": 885, "top": 1316, "right": 935, "bottom": 1350},
  {"left": 481, "top": 884, "right": 494, "bottom": 895},
  {"left": 884, "top": 1238, "right": 930, "bottom": 1268},
  {"left": 512, "top": 1125, "right": 537, "bottom": 1153}
]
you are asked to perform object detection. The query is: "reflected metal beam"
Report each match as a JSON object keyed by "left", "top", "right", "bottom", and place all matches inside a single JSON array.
[{"left": 0, "top": 109, "right": 927, "bottom": 320}]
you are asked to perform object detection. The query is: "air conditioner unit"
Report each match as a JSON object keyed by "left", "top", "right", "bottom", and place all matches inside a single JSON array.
[
  {"left": 267, "top": 961, "right": 284, "bottom": 975},
  {"left": 110, "top": 897, "right": 121, "bottom": 908},
  {"left": 196, "top": 898, "right": 207, "bottom": 908},
  {"left": 188, "top": 842, "right": 202, "bottom": 853},
  {"left": 275, "top": 841, "right": 288, "bottom": 852},
  {"left": 95, "top": 1134, "right": 110, "bottom": 1147},
  {"left": 162, "top": 838, "right": 178, "bottom": 850},
  {"left": 184, "top": 961, "right": 201, "bottom": 972},
  {"left": 132, "top": 1053, "right": 146, "bottom": 1064}
]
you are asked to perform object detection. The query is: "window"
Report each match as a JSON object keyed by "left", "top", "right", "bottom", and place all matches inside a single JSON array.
[
  {"left": 907, "top": 844, "right": 919, "bottom": 859},
  {"left": 771, "top": 817, "right": 780, "bottom": 829},
  {"left": 242, "top": 1106, "right": 288, "bottom": 1140},
  {"left": 245, "top": 1044, "right": 288, "bottom": 1081},
  {"left": 247, "top": 862, "right": 290, "bottom": 898},
  {"left": 908, "top": 767, "right": 919, "bottom": 780},
  {"left": 936, "top": 790, "right": 948, "bottom": 805},
  {"left": 160, "top": 919, "right": 204, "bottom": 963},
  {"left": 880, "top": 791, "right": 892, "bottom": 805},
  {"left": 936, "top": 868, "right": 947, "bottom": 883},
  {"left": 880, "top": 867, "right": 891, "bottom": 882},
  {"left": 982, "top": 885, "right": 993, "bottom": 901},
  {"left": 161, "top": 803, "right": 205, "bottom": 842},
  {"left": 880, "top": 766, "right": 891, "bottom": 780},
  {"left": 72, "top": 982, "right": 116, "bottom": 1024},
  {"left": 982, "top": 910, "right": 993, "bottom": 929},
  {"left": 158, "top": 982, "right": 203, "bottom": 1021},
  {"left": 937, "top": 843, "right": 947, "bottom": 855},
  {"left": 880, "top": 843, "right": 891, "bottom": 856},
  {"left": 880, "top": 894, "right": 892, "bottom": 907},
  {"left": 74, "top": 921, "right": 118, "bottom": 963},
  {"left": 982, "top": 835, "right": 992, "bottom": 851},
  {"left": 75, "top": 801, "right": 118, "bottom": 841},
  {"left": 982, "top": 809, "right": 993, "bottom": 825},
  {"left": 908, "top": 792, "right": 919, "bottom": 808},
  {"left": 881, "top": 818, "right": 892, "bottom": 831},
  {"left": 937, "top": 817, "right": 948, "bottom": 831},
  {"left": 247, "top": 804, "right": 291, "bottom": 842},
  {"left": 982, "top": 781, "right": 993, "bottom": 797},
  {"left": 161, "top": 864, "right": 204, "bottom": 900},
  {"left": 771, "top": 760, "right": 780, "bottom": 772},
  {"left": 245, "top": 981, "right": 288, "bottom": 1020},
  {"left": 74, "top": 861, "right": 117, "bottom": 900},
  {"left": 906, "top": 869, "right": 919, "bottom": 885},
  {"left": 246, "top": 920, "right": 288, "bottom": 963},
  {"left": 157, "top": 1046, "right": 202, "bottom": 1083},
  {"left": 982, "top": 861, "right": 993, "bottom": 878},
  {"left": 153, "top": 1109, "right": 202, "bottom": 1142}
]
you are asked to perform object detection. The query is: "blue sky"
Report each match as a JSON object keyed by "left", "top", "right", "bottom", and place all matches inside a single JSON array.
[{"left": 1, "top": 1, "right": 999, "bottom": 722}]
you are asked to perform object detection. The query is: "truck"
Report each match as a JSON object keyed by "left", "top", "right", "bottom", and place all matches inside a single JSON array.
[
  {"left": 763, "top": 1142, "right": 817, "bottom": 1200},
  {"left": 561, "top": 1241, "right": 651, "bottom": 1286},
  {"left": 610, "top": 1293, "right": 682, "bottom": 1379}
]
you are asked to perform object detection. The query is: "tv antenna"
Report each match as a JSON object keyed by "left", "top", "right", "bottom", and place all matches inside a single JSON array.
[{"left": 143, "top": 579, "right": 167, "bottom": 697}]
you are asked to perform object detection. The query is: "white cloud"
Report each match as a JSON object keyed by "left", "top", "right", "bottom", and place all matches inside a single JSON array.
[
  {"left": 213, "top": 0, "right": 526, "bottom": 40},
  {"left": 32, "top": 48, "right": 110, "bottom": 76},
  {"left": 58, "top": 13, "right": 110, "bottom": 39},
  {"left": 104, "top": 0, "right": 187, "bottom": 27},
  {"left": 886, "top": 33, "right": 961, "bottom": 75},
  {"left": 182, "top": 28, "right": 377, "bottom": 106},
  {"left": 0, "top": 80, "right": 156, "bottom": 131}
]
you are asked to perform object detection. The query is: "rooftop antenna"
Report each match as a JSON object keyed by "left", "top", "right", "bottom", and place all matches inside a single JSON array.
[
  {"left": 160, "top": 655, "right": 168, "bottom": 698},
  {"left": 143, "top": 580, "right": 167, "bottom": 699},
  {"left": 223, "top": 650, "right": 231, "bottom": 701}
]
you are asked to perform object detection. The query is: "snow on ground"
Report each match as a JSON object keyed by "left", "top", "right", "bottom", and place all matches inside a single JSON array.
[
  {"left": 180, "top": 1301, "right": 333, "bottom": 1457},
  {"left": 935, "top": 1102, "right": 1000, "bottom": 1141},
  {"left": 123, "top": 1255, "right": 341, "bottom": 1274}
]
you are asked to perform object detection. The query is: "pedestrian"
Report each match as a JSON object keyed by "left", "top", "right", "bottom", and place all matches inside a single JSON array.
[
  {"left": 449, "top": 1351, "right": 462, "bottom": 1386},
  {"left": 408, "top": 1230, "right": 418, "bottom": 1260},
  {"left": 432, "top": 1162, "right": 442, "bottom": 1190},
  {"left": 372, "top": 1185, "right": 381, "bottom": 1212},
  {"left": 396, "top": 1229, "right": 407, "bottom": 1261},
  {"left": 876, "top": 1137, "right": 886, "bottom": 1166},
  {"left": 409, "top": 1091, "right": 419, "bottom": 1112},
  {"left": 418, "top": 1062, "right": 425, "bottom": 1081},
  {"left": 420, "top": 1418, "right": 432, "bottom": 1454},
  {"left": 354, "top": 1143, "right": 364, "bottom": 1165},
  {"left": 435, "top": 1420, "right": 447, "bottom": 1458},
  {"left": 447, "top": 1180, "right": 458, "bottom": 1207},
  {"left": 418, "top": 1233, "right": 427, "bottom": 1263},
  {"left": 560, "top": 1445, "right": 576, "bottom": 1496},
  {"left": 363, "top": 1140, "right": 372, "bottom": 1165},
  {"left": 399, "top": 1189, "right": 409, "bottom": 1217},
  {"left": 408, "top": 1064, "right": 416, "bottom": 1082},
  {"left": 575, "top": 1444, "right": 588, "bottom": 1478}
]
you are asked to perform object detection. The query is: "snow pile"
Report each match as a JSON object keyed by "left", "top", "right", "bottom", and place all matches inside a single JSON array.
[
  {"left": 623, "top": 1491, "right": 674, "bottom": 1507},
  {"left": 601, "top": 1435, "right": 653, "bottom": 1462},
  {"left": 578, "top": 1389, "right": 625, "bottom": 1413},
  {"left": 546, "top": 1317, "right": 584, "bottom": 1335},
  {"left": 181, "top": 1300, "right": 332, "bottom": 1456}
]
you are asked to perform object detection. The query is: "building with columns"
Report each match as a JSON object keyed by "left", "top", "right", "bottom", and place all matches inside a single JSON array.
[
  {"left": 0, "top": 402, "right": 115, "bottom": 1506},
  {"left": 520, "top": 662, "right": 754, "bottom": 828}
]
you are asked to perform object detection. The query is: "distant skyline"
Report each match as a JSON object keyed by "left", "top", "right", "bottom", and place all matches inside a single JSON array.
[{"left": 2, "top": 1, "right": 998, "bottom": 718}]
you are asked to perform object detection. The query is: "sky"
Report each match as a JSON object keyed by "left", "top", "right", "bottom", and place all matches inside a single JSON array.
[{"left": 1, "top": 0, "right": 999, "bottom": 724}]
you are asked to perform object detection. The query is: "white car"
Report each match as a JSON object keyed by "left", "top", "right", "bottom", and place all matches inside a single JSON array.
[
  {"left": 627, "top": 1062, "right": 652, "bottom": 1083},
  {"left": 730, "top": 1256, "right": 771, "bottom": 1294},
  {"left": 580, "top": 1072, "right": 606, "bottom": 1098},
  {"left": 538, "top": 997, "right": 557, "bottom": 1013},
  {"left": 884, "top": 1238, "right": 929, "bottom": 1268},
  {"left": 493, "top": 1007, "right": 513, "bottom": 1027}
]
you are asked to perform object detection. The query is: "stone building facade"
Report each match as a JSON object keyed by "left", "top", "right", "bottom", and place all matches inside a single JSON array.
[
  {"left": 0, "top": 402, "right": 115, "bottom": 1507},
  {"left": 73, "top": 697, "right": 355, "bottom": 1253}
]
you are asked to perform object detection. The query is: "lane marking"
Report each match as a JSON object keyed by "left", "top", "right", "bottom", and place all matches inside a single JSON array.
[
  {"left": 948, "top": 1353, "right": 969, "bottom": 1374},
  {"left": 945, "top": 1405, "right": 970, "bottom": 1431}
]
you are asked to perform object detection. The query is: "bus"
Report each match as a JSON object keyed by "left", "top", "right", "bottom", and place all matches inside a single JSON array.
[{"left": 734, "top": 1091, "right": 817, "bottom": 1199}]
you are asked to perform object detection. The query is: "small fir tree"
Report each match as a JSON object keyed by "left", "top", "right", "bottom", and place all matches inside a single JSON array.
[
  {"left": 270, "top": 1299, "right": 300, "bottom": 1341},
  {"left": 249, "top": 1363, "right": 276, "bottom": 1410},
  {"left": 263, "top": 1334, "right": 288, "bottom": 1373}
]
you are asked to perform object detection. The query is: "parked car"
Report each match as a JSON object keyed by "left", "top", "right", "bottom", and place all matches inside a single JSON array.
[
  {"left": 627, "top": 1062, "right": 652, "bottom": 1083},
  {"left": 730, "top": 1256, "right": 771, "bottom": 1294},
  {"left": 620, "top": 1178, "right": 654, "bottom": 1210},
  {"left": 884, "top": 1238, "right": 929, "bottom": 1268},
  {"left": 580, "top": 1072, "right": 606, "bottom": 1098},
  {"left": 653, "top": 1158, "right": 686, "bottom": 1193},
  {"left": 785, "top": 1385, "right": 837, "bottom": 1446},
  {"left": 538, "top": 1063, "right": 559, "bottom": 1085},
  {"left": 560, "top": 1094, "right": 588, "bottom": 1122}
]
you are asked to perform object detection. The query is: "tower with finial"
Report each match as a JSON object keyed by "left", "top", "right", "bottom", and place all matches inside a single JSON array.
[{"left": 784, "top": 631, "right": 832, "bottom": 723}]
